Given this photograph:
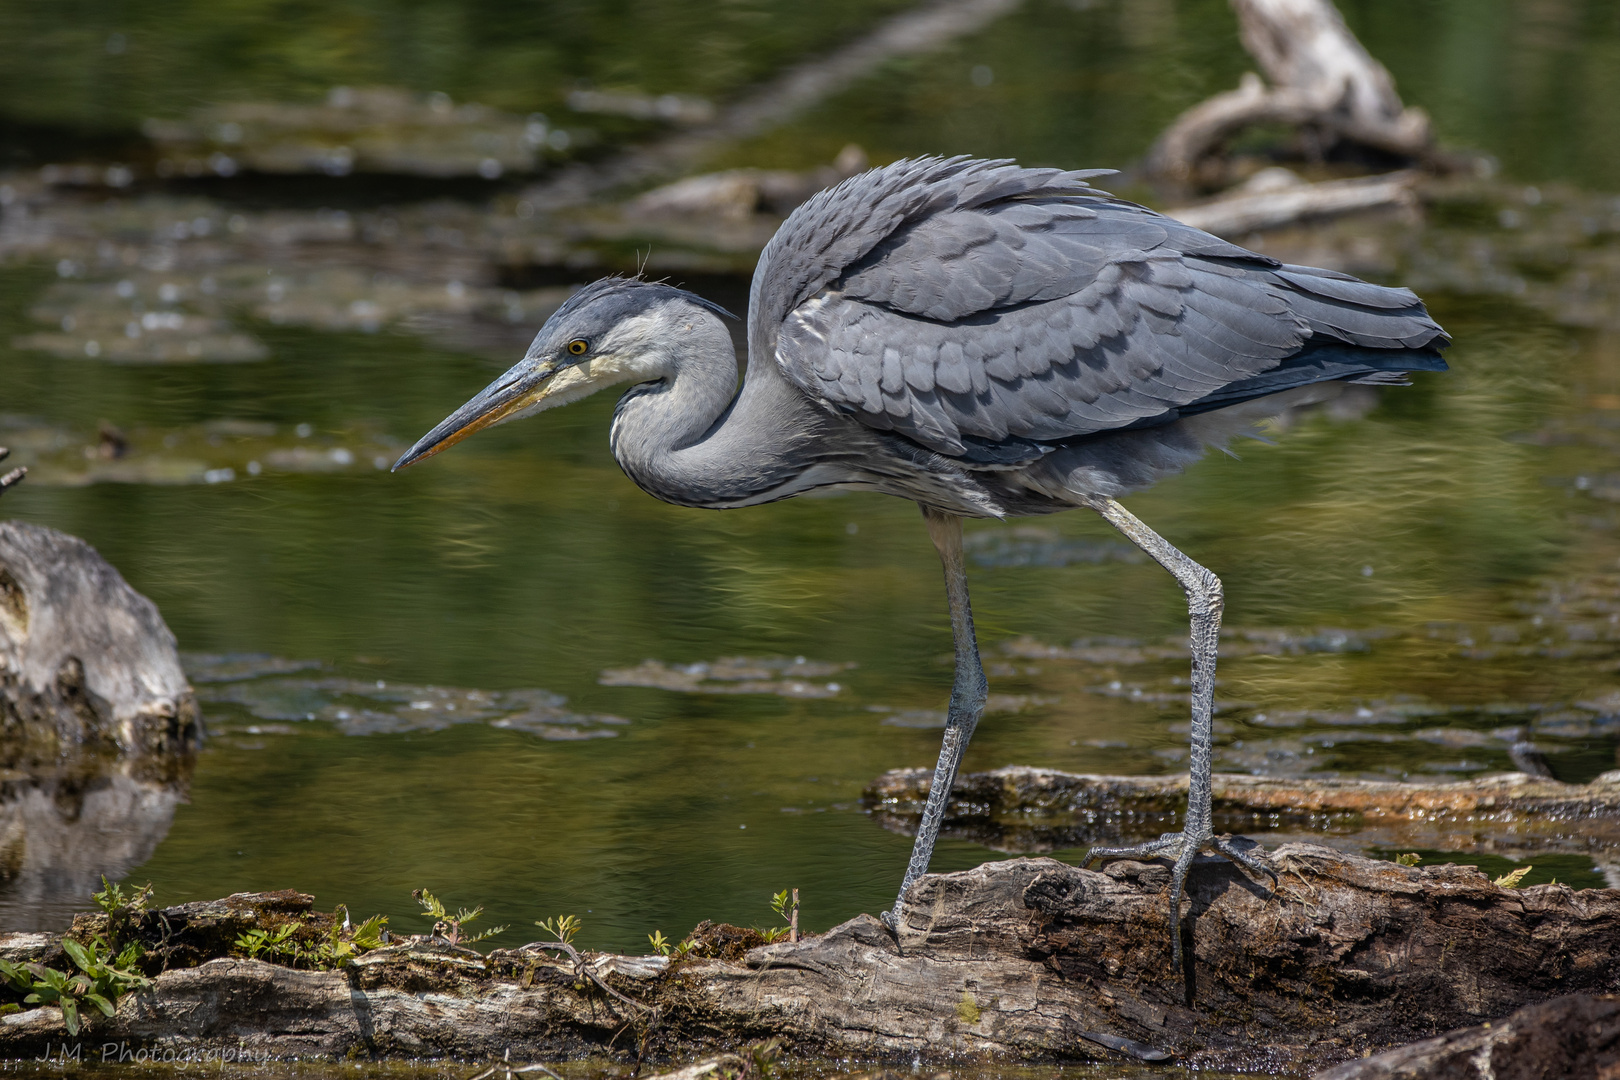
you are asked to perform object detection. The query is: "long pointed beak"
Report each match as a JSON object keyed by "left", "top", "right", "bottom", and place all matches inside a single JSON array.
[{"left": 392, "top": 359, "right": 557, "bottom": 472}]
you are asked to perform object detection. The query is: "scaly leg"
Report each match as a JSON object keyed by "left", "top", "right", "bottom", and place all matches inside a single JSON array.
[
  {"left": 1079, "top": 496, "right": 1277, "bottom": 977},
  {"left": 883, "top": 507, "right": 988, "bottom": 932}
]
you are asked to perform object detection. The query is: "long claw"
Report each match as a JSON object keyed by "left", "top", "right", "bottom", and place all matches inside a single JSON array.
[
  {"left": 1214, "top": 836, "right": 1279, "bottom": 889},
  {"left": 1084, "top": 829, "right": 1273, "bottom": 981}
]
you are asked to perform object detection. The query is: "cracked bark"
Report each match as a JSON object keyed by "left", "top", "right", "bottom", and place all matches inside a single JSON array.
[{"left": 4, "top": 847, "right": 1617, "bottom": 1073}]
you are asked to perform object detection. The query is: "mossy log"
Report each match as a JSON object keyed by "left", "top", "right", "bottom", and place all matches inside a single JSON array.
[
  {"left": 4, "top": 845, "right": 1619, "bottom": 1073},
  {"left": 864, "top": 765, "right": 1620, "bottom": 871}
]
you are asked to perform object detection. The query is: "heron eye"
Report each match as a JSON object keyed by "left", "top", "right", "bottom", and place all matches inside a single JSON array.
[{"left": 567, "top": 339, "right": 589, "bottom": 356}]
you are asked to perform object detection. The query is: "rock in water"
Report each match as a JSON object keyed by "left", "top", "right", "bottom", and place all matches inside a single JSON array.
[{"left": 0, "top": 521, "right": 199, "bottom": 757}]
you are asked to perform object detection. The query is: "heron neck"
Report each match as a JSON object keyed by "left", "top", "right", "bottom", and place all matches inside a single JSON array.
[{"left": 609, "top": 325, "right": 814, "bottom": 508}]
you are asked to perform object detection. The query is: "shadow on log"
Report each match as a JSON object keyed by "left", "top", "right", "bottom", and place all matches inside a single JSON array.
[{"left": 3, "top": 847, "right": 1618, "bottom": 1072}]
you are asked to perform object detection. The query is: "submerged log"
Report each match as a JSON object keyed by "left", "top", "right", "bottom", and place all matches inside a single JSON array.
[
  {"left": 3, "top": 847, "right": 1618, "bottom": 1072},
  {"left": 0, "top": 520, "right": 199, "bottom": 760},
  {"left": 865, "top": 765, "right": 1620, "bottom": 869},
  {"left": 1146, "top": 0, "right": 1432, "bottom": 188}
]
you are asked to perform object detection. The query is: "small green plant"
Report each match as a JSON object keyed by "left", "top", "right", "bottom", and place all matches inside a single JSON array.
[
  {"left": 1493, "top": 865, "right": 1533, "bottom": 888},
  {"left": 0, "top": 936, "right": 149, "bottom": 1036},
  {"left": 536, "top": 914, "right": 581, "bottom": 946},
  {"left": 235, "top": 924, "right": 299, "bottom": 961},
  {"left": 309, "top": 912, "right": 390, "bottom": 966},
  {"left": 756, "top": 888, "right": 799, "bottom": 943},
  {"left": 415, "top": 888, "right": 507, "bottom": 945},
  {"left": 1394, "top": 853, "right": 1422, "bottom": 867},
  {"left": 91, "top": 877, "right": 153, "bottom": 916},
  {"left": 235, "top": 909, "right": 389, "bottom": 969},
  {"left": 745, "top": 1038, "right": 782, "bottom": 1080},
  {"left": 646, "top": 930, "right": 697, "bottom": 958}
]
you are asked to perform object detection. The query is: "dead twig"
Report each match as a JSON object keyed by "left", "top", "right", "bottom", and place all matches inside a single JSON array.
[
  {"left": 517, "top": 940, "right": 656, "bottom": 1016},
  {"left": 0, "top": 448, "right": 24, "bottom": 497}
]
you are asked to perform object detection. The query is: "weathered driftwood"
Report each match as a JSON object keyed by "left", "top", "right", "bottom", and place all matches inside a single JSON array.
[
  {"left": 0, "top": 449, "right": 22, "bottom": 497},
  {"left": 1166, "top": 168, "right": 1418, "bottom": 237},
  {"left": 1146, "top": 0, "right": 1432, "bottom": 187},
  {"left": 1317, "top": 993, "right": 1620, "bottom": 1080},
  {"left": 865, "top": 765, "right": 1620, "bottom": 872},
  {"left": 0, "top": 520, "right": 199, "bottom": 760},
  {"left": 4, "top": 847, "right": 1618, "bottom": 1072}
]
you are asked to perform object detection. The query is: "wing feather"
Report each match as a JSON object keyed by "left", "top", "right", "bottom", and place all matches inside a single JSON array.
[{"left": 767, "top": 158, "right": 1448, "bottom": 462}]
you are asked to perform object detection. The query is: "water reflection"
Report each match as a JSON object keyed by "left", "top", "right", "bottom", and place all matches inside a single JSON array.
[{"left": 0, "top": 756, "right": 189, "bottom": 931}]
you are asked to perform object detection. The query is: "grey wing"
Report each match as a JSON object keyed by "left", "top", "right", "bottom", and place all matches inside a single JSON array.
[{"left": 774, "top": 187, "right": 1448, "bottom": 462}]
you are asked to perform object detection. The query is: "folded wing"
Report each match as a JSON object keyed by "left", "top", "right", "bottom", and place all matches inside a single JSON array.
[{"left": 771, "top": 163, "right": 1447, "bottom": 464}]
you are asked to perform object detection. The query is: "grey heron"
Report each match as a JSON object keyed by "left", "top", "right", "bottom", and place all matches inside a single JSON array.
[{"left": 396, "top": 156, "right": 1447, "bottom": 973}]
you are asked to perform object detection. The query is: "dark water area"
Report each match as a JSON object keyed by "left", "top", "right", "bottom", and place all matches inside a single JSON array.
[
  {"left": 3, "top": 2, "right": 1620, "bottom": 1075},
  {"left": 2, "top": 1, "right": 1620, "bottom": 188}
]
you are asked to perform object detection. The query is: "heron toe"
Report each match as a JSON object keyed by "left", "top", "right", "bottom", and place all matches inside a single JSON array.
[{"left": 1082, "top": 828, "right": 1275, "bottom": 978}]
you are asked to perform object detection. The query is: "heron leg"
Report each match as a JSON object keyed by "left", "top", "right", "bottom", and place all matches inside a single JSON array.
[
  {"left": 883, "top": 507, "right": 988, "bottom": 933},
  {"left": 1077, "top": 496, "right": 1274, "bottom": 979}
]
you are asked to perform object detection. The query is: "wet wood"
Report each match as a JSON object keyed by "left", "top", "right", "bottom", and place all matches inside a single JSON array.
[
  {"left": 4, "top": 848, "right": 1619, "bottom": 1072},
  {"left": 864, "top": 765, "right": 1620, "bottom": 871},
  {"left": 1315, "top": 993, "right": 1620, "bottom": 1080},
  {"left": 1146, "top": 0, "right": 1432, "bottom": 187}
]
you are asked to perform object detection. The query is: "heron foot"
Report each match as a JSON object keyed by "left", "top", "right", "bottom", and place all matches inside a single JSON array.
[{"left": 1082, "top": 829, "right": 1277, "bottom": 978}]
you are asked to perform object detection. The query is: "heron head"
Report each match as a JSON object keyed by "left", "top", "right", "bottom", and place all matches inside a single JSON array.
[{"left": 392, "top": 278, "right": 734, "bottom": 471}]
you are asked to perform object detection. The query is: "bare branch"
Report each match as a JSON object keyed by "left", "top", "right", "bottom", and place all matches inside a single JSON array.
[
  {"left": 0, "top": 447, "right": 25, "bottom": 497},
  {"left": 1146, "top": 0, "right": 1432, "bottom": 186}
]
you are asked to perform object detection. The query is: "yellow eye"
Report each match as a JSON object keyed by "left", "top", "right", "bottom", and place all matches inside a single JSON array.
[{"left": 567, "top": 339, "right": 589, "bottom": 356}]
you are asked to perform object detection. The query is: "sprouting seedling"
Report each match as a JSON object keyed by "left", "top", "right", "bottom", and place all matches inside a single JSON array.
[
  {"left": 765, "top": 888, "right": 800, "bottom": 943},
  {"left": 536, "top": 915, "right": 581, "bottom": 946},
  {"left": 413, "top": 888, "right": 507, "bottom": 945},
  {"left": 1493, "top": 865, "right": 1532, "bottom": 888},
  {"left": 92, "top": 877, "right": 154, "bottom": 915}
]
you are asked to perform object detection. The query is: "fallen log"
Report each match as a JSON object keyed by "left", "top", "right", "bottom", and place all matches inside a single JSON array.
[
  {"left": 1315, "top": 993, "right": 1620, "bottom": 1080},
  {"left": 4, "top": 846, "right": 1618, "bottom": 1072},
  {"left": 1146, "top": 0, "right": 1432, "bottom": 188},
  {"left": 865, "top": 765, "right": 1620, "bottom": 870}
]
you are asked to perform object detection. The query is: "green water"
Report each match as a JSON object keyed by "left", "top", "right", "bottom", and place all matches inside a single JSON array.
[
  {"left": 5, "top": 273, "right": 1615, "bottom": 947},
  {"left": 2, "top": 5, "right": 1620, "bottom": 1073}
]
